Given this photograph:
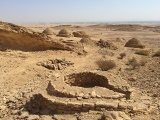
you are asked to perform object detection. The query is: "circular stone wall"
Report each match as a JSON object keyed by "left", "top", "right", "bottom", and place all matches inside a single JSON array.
[{"left": 64, "top": 72, "right": 108, "bottom": 88}]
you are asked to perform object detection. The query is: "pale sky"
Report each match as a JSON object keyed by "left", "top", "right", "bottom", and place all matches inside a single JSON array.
[{"left": 0, "top": 0, "right": 160, "bottom": 23}]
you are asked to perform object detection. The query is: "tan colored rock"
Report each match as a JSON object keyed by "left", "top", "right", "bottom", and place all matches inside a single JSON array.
[
  {"left": 28, "top": 115, "right": 40, "bottom": 120},
  {"left": 57, "top": 63, "right": 63, "bottom": 70},
  {"left": 119, "top": 112, "right": 131, "bottom": 120},
  {"left": 105, "top": 102, "right": 118, "bottom": 109},
  {"left": 78, "top": 93, "right": 84, "bottom": 97},
  {"left": 0, "top": 21, "right": 33, "bottom": 34},
  {"left": 96, "top": 101, "right": 118, "bottom": 109},
  {"left": 96, "top": 101, "right": 106, "bottom": 107},
  {"left": 82, "top": 102, "right": 95, "bottom": 109},
  {"left": 96, "top": 94, "right": 101, "bottom": 98},
  {"left": 118, "top": 102, "right": 133, "bottom": 110},
  {"left": 133, "top": 102, "right": 149, "bottom": 112},
  {"left": 68, "top": 102, "right": 82, "bottom": 108},
  {"left": 20, "top": 111, "right": 29, "bottom": 119},
  {"left": 128, "top": 77, "right": 137, "bottom": 81},
  {"left": 69, "top": 91, "right": 75, "bottom": 96},
  {"left": 91, "top": 91, "right": 96, "bottom": 98},
  {"left": 77, "top": 97, "right": 83, "bottom": 100},
  {"left": 0, "top": 105, "right": 7, "bottom": 111},
  {"left": 103, "top": 111, "right": 131, "bottom": 120},
  {"left": 83, "top": 94, "right": 90, "bottom": 99}
]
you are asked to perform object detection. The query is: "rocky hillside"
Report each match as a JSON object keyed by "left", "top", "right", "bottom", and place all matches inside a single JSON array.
[{"left": 0, "top": 21, "right": 83, "bottom": 52}]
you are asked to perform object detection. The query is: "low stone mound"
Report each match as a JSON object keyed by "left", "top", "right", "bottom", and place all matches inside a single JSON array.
[
  {"left": 47, "top": 80, "right": 125, "bottom": 99},
  {"left": 37, "top": 59, "right": 74, "bottom": 70},
  {"left": 57, "top": 29, "right": 72, "bottom": 37},
  {"left": 97, "top": 39, "right": 118, "bottom": 50},
  {"left": 42, "top": 28, "right": 55, "bottom": 35},
  {"left": 26, "top": 93, "right": 134, "bottom": 118},
  {"left": 125, "top": 38, "right": 145, "bottom": 48},
  {"left": 64, "top": 72, "right": 132, "bottom": 99},
  {"left": 0, "top": 21, "right": 33, "bottom": 34},
  {"left": 80, "top": 38, "right": 96, "bottom": 46},
  {"left": 73, "top": 31, "right": 90, "bottom": 38},
  {"left": 23, "top": 71, "right": 152, "bottom": 118}
]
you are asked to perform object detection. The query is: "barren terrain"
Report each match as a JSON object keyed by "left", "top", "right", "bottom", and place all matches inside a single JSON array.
[{"left": 0, "top": 21, "right": 160, "bottom": 120}]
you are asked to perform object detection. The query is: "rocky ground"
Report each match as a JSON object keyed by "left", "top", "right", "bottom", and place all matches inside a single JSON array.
[{"left": 0, "top": 22, "right": 160, "bottom": 120}]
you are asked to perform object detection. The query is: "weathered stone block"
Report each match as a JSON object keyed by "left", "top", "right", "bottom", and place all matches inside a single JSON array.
[
  {"left": 105, "top": 102, "right": 118, "bottom": 109},
  {"left": 118, "top": 102, "right": 133, "bottom": 110},
  {"left": 133, "top": 103, "right": 148, "bottom": 112},
  {"left": 96, "top": 101, "right": 118, "bottom": 109},
  {"left": 95, "top": 101, "right": 106, "bottom": 107},
  {"left": 82, "top": 102, "right": 95, "bottom": 109},
  {"left": 68, "top": 102, "right": 82, "bottom": 108}
]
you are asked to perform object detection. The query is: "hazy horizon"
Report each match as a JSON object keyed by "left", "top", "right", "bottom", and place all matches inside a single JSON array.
[{"left": 0, "top": 0, "right": 160, "bottom": 24}]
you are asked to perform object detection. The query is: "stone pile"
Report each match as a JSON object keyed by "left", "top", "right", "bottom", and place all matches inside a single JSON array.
[
  {"left": 125, "top": 38, "right": 145, "bottom": 48},
  {"left": 25, "top": 72, "right": 151, "bottom": 119},
  {"left": 27, "top": 90, "right": 150, "bottom": 116},
  {"left": 47, "top": 79, "right": 126, "bottom": 99},
  {"left": 97, "top": 39, "right": 118, "bottom": 50},
  {"left": 57, "top": 29, "right": 73, "bottom": 37},
  {"left": 80, "top": 38, "right": 96, "bottom": 46},
  {"left": 0, "top": 70, "right": 153, "bottom": 120},
  {"left": 73, "top": 31, "right": 90, "bottom": 38},
  {"left": 37, "top": 59, "right": 74, "bottom": 70}
]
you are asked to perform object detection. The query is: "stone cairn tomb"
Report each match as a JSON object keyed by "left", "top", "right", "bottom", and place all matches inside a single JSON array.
[{"left": 25, "top": 71, "right": 152, "bottom": 119}]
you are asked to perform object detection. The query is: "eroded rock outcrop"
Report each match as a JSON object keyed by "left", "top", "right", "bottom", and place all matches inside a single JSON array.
[
  {"left": 0, "top": 21, "right": 84, "bottom": 52},
  {"left": 37, "top": 59, "right": 74, "bottom": 70}
]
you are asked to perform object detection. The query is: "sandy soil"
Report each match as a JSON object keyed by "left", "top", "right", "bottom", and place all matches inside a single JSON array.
[{"left": 0, "top": 22, "right": 160, "bottom": 120}]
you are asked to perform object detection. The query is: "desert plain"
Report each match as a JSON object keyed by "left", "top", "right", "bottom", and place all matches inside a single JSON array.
[{"left": 0, "top": 21, "right": 160, "bottom": 120}]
